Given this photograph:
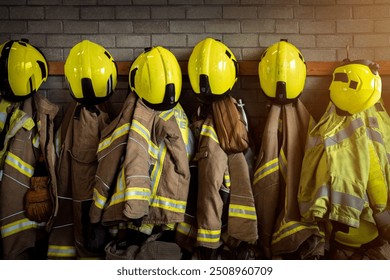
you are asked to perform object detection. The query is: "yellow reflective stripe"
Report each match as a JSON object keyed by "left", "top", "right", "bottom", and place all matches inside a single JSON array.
[
  {"left": 98, "top": 123, "right": 130, "bottom": 153},
  {"left": 229, "top": 204, "right": 257, "bottom": 220},
  {"left": 197, "top": 228, "right": 221, "bottom": 243},
  {"left": 107, "top": 167, "right": 126, "bottom": 207},
  {"left": 1, "top": 218, "right": 37, "bottom": 238},
  {"left": 93, "top": 188, "right": 107, "bottom": 210},
  {"left": 176, "top": 222, "right": 197, "bottom": 238},
  {"left": 5, "top": 152, "right": 34, "bottom": 177},
  {"left": 159, "top": 109, "right": 174, "bottom": 121},
  {"left": 150, "top": 195, "right": 187, "bottom": 214},
  {"left": 47, "top": 245, "right": 76, "bottom": 258},
  {"left": 128, "top": 223, "right": 154, "bottom": 235},
  {"left": 32, "top": 133, "right": 40, "bottom": 148},
  {"left": 253, "top": 157, "right": 279, "bottom": 185},
  {"left": 272, "top": 221, "right": 323, "bottom": 245},
  {"left": 150, "top": 142, "right": 167, "bottom": 195},
  {"left": 279, "top": 149, "right": 287, "bottom": 182},
  {"left": 224, "top": 173, "right": 231, "bottom": 187},
  {"left": 200, "top": 125, "right": 219, "bottom": 144},
  {"left": 131, "top": 119, "right": 150, "bottom": 143},
  {"left": 125, "top": 187, "right": 151, "bottom": 201}
]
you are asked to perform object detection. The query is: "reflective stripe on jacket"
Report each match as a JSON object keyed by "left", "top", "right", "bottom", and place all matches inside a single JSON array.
[
  {"left": 0, "top": 94, "right": 58, "bottom": 259},
  {"left": 253, "top": 99, "right": 324, "bottom": 259},
  {"left": 48, "top": 101, "right": 110, "bottom": 259}
]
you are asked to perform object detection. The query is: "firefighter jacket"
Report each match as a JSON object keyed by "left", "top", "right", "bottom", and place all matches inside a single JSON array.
[
  {"left": 47, "top": 101, "right": 110, "bottom": 259},
  {"left": 298, "top": 100, "right": 390, "bottom": 249},
  {"left": 179, "top": 109, "right": 258, "bottom": 250},
  {"left": 252, "top": 99, "right": 324, "bottom": 260},
  {"left": 0, "top": 94, "right": 58, "bottom": 259},
  {"left": 90, "top": 96, "right": 193, "bottom": 230}
]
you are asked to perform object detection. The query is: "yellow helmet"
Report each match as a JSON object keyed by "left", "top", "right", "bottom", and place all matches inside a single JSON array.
[
  {"left": 129, "top": 46, "right": 182, "bottom": 110},
  {"left": 188, "top": 38, "right": 238, "bottom": 102},
  {"left": 64, "top": 40, "right": 117, "bottom": 105},
  {"left": 0, "top": 39, "right": 48, "bottom": 102},
  {"left": 258, "top": 40, "right": 306, "bottom": 104},
  {"left": 329, "top": 60, "right": 381, "bottom": 114}
]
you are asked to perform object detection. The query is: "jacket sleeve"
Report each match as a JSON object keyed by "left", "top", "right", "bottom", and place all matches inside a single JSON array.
[
  {"left": 122, "top": 100, "right": 154, "bottom": 220},
  {"left": 196, "top": 119, "right": 228, "bottom": 249}
]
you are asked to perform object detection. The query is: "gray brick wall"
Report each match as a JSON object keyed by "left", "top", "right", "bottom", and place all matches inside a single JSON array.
[{"left": 1, "top": 1, "right": 390, "bottom": 130}]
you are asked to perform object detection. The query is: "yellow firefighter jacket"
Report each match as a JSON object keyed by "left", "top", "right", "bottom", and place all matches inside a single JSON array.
[
  {"left": 298, "top": 101, "right": 390, "bottom": 249},
  {"left": 0, "top": 94, "right": 58, "bottom": 259},
  {"left": 252, "top": 99, "right": 325, "bottom": 259},
  {"left": 178, "top": 109, "right": 258, "bottom": 250},
  {"left": 47, "top": 101, "right": 111, "bottom": 259},
  {"left": 90, "top": 95, "right": 193, "bottom": 230}
]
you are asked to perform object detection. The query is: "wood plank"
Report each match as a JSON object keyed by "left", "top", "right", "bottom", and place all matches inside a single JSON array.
[{"left": 48, "top": 60, "right": 390, "bottom": 76}]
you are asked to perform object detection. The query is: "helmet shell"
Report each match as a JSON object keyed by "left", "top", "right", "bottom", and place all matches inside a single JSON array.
[
  {"left": 258, "top": 40, "right": 306, "bottom": 104},
  {"left": 0, "top": 39, "right": 48, "bottom": 102},
  {"left": 188, "top": 38, "right": 238, "bottom": 101},
  {"left": 329, "top": 60, "right": 381, "bottom": 114},
  {"left": 129, "top": 46, "right": 182, "bottom": 111},
  {"left": 64, "top": 40, "right": 117, "bottom": 105}
]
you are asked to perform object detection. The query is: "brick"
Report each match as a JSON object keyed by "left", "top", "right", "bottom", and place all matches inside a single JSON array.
[
  {"left": 81, "top": 34, "right": 116, "bottom": 48},
  {"left": 276, "top": 20, "right": 299, "bottom": 33},
  {"left": 105, "top": 48, "right": 133, "bottom": 61},
  {"left": 300, "top": 20, "right": 336, "bottom": 34},
  {"left": 0, "top": 7, "right": 8, "bottom": 19},
  {"left": 240, "top": 0, "right": 265, "bottom": 4},
  {"left": 300, "top": 48, "right": 337, "bottom": 62},
  {"left": 258, "top": 6, "right": 293, "bottom": 19},
  {"left": 64, "top": 21, "right": 98, "bottom": 34},
  {"left": 375, "top": 47, "right": 390, "bottom": 60},
  {"left": 170, "top": 20, "right": 204, "bottom": 33},
  {"left": 265, "top": 0, "right": 298, "bottom": 3},
  {"left": 294, "top": 6, "right": 314, "bottom": 19},
  {"left": 337, "top": 19, "right": 374, "bottom": 33},
  {"left": 40, "top": 47, "right": 64, "bottom": 61},
  {"left": 315, "top": 6, "right": 352, "bottom": 19},
  {"left": 336, "top": 47, "right": 374, "bottom": 61},
  {"left": 169, "top": 0, "right": 203, "bottom": 4},
  {"left": 0, "top": 20, "right": 27, "bottom": 33},
  {"left": 98, "top": 0, "right": 134, "bottom": 4},
  {"left": 41, "top": 76, "right": 64, "bottom": 90},
  {"left": 152, "top": 34, "right": 186, "bottom": 47},
  {"left": 300, "top": 0, "right": 335, "bottom": 4},
  {"left": 63, "top": 0, "right": 96, "bottom": 5},
  {"left": 353, "top": 5, "right": 390, "bottom": 19},
  {"left": 133, "top": 20, "right": 168, "bottom": 33},
  {"left": 10, "top": 6, "right": 44, "bottom": 19},
  {"left": 205, "top": 20, "right": 240, "bottom": 33},
  {"left": 116, "top": 35, "right": 150, "bottom": 48},
  {"left": 151, "top": 7, "right": 185, "bottom": 19},
  {"left": 354, "top": 34, "right": 390, "bottom": 47},
  {"left": 338, "top": 0, "right": 373, "bottom": 3},
  {"left": 187, "top": 6, "right": 222, "bottom": 19},
  {"left": 28, "top": 0, "right": 62, "bottom": 4},
  {"left": 168, "top": 47, "right": 191, "bottom": 60},
  {"left": 45, "top": 6, "right": 79, "bottom": 20},
  {"left": 205, "top": 0, "right": 239, "bottom": 4},
  {"left": 116, "top": 6, "right": 150, "bottom": 20},
  {"left": 224, "top": 6, "right": 258, "bottom": 19},
  {"left": 375, "top": 20, "right": 390, "bottom": 32},
  {"left": 242, "top": 47, "right": 264, "bottom": 60},
  {"left": 259, "top": 34, "right": 315, "bottom": 48},
  {"left": 133, "top": 0, "right": 167, "bottom": 4},
  {"left": 230, "top": 47, "right": 242, "bottom": 60},
  {"left": 47, "top": 35, "right": 81, "bottom": 47},
  {"left": 316, "top": 35, "right": 353, "bottom": 48},
  {"left": 0, "top": 0, "right": 25, "bottom": 5},
  {"left": 10, "top": 34, "right": 46, "bottom": 47},
  {"left": 99, "top": 21, "right": 133, "bottom": 34},
  {"left": 223, "top": 34, "right": 259, "bottom": 47},
  {"left": 81, "top": 7, "right": 115, "bottom": 20},
  {"left": 241, "top": 19, "right": 275, "bottom": 33},
  {"left": 28, "top": 20, "right": 62, "bottom": 33}
]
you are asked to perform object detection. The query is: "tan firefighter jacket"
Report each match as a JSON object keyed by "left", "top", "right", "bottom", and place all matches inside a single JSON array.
[
  {"left": 90, "top": 95, "right": 193, "bottom": 231},
  {"left": 298, "top": 100, "right": 390, "bottom": 249},
  {"left": 177, "top": 110, "right": 258, "bottom": 250},
  {"left": 252, "top": 99, "right": 324, "bottom": 260},
  {"left": 47, "top": 101, "right": 111, "bottom": 259},
  {"left": 0, "top": 94, "right": 58, "bottom": 259}
]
